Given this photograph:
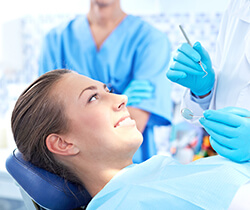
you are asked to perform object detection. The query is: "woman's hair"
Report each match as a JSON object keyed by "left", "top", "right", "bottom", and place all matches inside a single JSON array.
[{"left": 11, "top": 69, "right": 82, "bottom": 185}]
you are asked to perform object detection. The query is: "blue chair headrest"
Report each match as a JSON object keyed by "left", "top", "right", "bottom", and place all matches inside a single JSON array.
[{"left": 5, "top": 149, "right": 92, "bottom": 210}]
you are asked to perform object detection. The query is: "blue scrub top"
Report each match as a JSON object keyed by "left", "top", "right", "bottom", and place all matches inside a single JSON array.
[
  {"left": 39, "top": 15, "right": 172, "bottom": 163},
  {"left": 86, "top": 155, "right": 250, "bottom": 209}
]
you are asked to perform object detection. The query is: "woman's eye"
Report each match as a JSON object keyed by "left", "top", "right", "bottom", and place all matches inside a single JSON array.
[
  {"left": 89, "top": 94, "right": 98, "bottom": 102},
  {"left": 106, "top": 88, "right": 113, "bottom": 93}
]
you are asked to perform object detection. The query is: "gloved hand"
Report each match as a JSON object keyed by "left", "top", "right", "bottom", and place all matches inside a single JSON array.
[
  {"left": 167, "top": 42, "right": 215, "bottom": 96},
  {"left": 199, "top": 107, "right": 250, "bottom": 162},
  {"left": 123, "top": 80, "right": 154, "bottom": 106}
]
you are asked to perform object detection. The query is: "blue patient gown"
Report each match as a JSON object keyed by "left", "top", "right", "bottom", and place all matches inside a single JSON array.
[
  {"left": 86, "top": 155, "right": 250, "bottom": 210},
  {"left": 39, "top": 15, "right": 172, "bottom": 163}
]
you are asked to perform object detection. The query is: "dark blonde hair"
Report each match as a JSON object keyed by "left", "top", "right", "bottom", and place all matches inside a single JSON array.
[{"left": 11, "top": 69, "right": 81, "bottom": 185}]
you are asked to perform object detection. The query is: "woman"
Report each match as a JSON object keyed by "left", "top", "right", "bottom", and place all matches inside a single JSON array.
[
  {"left": 12, "top": 70, "right": 250, "bottom": 209},
  {"left": 38, "top": 0, "right": 172, "bottom": 163}
]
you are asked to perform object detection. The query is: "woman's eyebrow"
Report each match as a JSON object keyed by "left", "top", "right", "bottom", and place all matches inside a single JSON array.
[
  {"left": 78, "top": 84, "right": 107, "bottom": 98},
  {"left": 79, "top": 86, "right": 97, "bottom": 98}
]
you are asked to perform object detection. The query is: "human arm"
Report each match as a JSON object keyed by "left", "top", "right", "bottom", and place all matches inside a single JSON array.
[
  {"left": 122, "top": 80, "right": 153, "bottom": 132},
  {"left": 123, "top": 80, "right": 154, "bottom": 107},
  {"left": 38, "top": 30, "right": 63, "bottom": 75},
  {"left": 199, "top": 107, "right": 250, "bottom": 162},
  {"left": 127, "top": 107, "right": 150, "bottom": 133},
  {"left": 130, "top": 26, "right": 172, "bottom": 127}
]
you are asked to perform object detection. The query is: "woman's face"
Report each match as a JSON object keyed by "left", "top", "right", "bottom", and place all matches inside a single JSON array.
[{"left": 54, "top": 72, "right": 143, "bottom": 162}]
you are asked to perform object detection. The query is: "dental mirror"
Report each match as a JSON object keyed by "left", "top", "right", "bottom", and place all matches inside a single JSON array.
[
  {"left": 181, "top": 108, "right": 202, "bottom": 120},
  {"left": 181, "top": 108, "right": 250, "bottom": 120}
]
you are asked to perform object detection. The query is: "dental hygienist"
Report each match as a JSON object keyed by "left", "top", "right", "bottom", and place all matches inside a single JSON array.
[
  {"left": 38, "top": 0, "right": 172, "bottom": 163},
  {"left": 167, "top": 0, "right": 250, "bottom": 162}
]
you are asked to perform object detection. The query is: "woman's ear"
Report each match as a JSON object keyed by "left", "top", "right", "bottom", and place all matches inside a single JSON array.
[{"left": 46, "top": 134, "right": 79, "bottom": 156}]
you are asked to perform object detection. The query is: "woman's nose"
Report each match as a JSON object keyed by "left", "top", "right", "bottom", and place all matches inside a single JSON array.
[{"left": 113, "top": 94, "right": 128, "bottom": 111}]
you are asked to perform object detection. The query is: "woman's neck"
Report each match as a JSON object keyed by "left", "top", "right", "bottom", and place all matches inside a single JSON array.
[
  {"left": 82, "top": 168, "right": 121, "bottom": 197},
  {"left": 74, "top": 158, "right": 133, "bottom": 197}
]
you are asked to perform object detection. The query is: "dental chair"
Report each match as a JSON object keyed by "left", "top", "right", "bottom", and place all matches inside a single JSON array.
[{"left": 5, "top": 149, "right": 92, "bottom": 210}]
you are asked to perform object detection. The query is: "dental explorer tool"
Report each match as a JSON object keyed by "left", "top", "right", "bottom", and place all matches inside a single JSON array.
[{"left": 179, "top": 25, "right": 208, "bottom": 77}]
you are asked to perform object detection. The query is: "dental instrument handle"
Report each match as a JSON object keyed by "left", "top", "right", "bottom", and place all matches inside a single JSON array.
[
  {"left": 179, "top": 25, "right": 192, "bottom": 46},
  {"left": 182, "top": 108, "right": 250, "bottom": 120},
  {"left": 192, "top": 115, "right": 250, "bottom": 119},
  {"left": 188, "top": 115, "right": 250, "bottom": 120},
  {"left": 179, "top": 25, "right": 208, "bottom": 77}
]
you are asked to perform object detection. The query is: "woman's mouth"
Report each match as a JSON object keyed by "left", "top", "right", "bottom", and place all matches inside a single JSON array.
[{"left": 114, "top": 116, "right": 136, "bottom": 128}]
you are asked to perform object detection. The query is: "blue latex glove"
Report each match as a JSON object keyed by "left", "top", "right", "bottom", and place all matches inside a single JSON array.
[
  {"left": 167, "top": 42, "right": 215, "bottom": 96},
  {"left": 123, "top": 80, "right": 154, "bottom": 106},
  {"left": 199, "top": 107, "right": 250, "bottom": 162}
]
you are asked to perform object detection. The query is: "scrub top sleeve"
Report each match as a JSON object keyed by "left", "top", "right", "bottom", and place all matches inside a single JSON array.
[
  {"left": 132, "top": 32, "right": 172, "bottom": 125},
  {"left": 38, "top": 31, "right": 62, "bottom": 76}
]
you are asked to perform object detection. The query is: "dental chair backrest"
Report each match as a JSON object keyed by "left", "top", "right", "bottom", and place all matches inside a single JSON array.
[{"left": 5, "top": 149, "right": 92, "bottom": 210}]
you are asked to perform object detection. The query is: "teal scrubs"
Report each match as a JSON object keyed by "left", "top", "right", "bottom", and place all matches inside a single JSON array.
[
  {"left": 86, "top": 155, "right": 250, "bottom": 209},
  {"left": 39, "top": 15, "right": 172, "bottom": 163}
]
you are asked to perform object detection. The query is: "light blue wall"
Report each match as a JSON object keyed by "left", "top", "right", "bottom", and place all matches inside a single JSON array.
[
  {"left": 122, "top": 0, "right": 229, "bottom": 14},
  {"left": 0, "top": 0, "right": 229, "bottom": 62}
]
